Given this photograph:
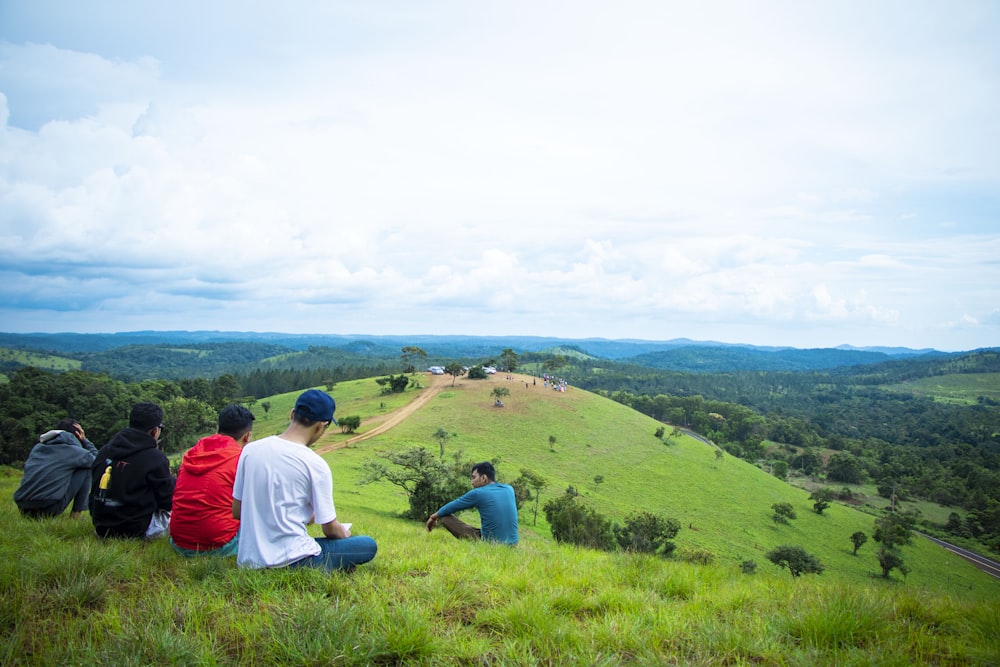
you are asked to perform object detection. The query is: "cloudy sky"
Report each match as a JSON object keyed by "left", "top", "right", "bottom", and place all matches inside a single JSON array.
[{"left": 1, "top": 1, "right": 998, "bottom": 351}]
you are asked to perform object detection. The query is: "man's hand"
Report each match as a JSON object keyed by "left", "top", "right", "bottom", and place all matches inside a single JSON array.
[{"left": 426, "top": 513, "right": 439, "bottom": 532}]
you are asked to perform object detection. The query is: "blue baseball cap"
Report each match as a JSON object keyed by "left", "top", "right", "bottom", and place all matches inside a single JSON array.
[{"left": 294, "top": 389, "right": 337, "bottom": 425}]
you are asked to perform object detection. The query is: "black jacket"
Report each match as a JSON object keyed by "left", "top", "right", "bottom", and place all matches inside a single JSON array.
[{"left": 90, "top": 427, "right": 175, "bottom": 538}]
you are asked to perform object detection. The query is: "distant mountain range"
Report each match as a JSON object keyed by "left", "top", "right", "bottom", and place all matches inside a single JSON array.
[
  {"left": 2, "top": 330, "right": 986, "bottom": 382},
  {"left": 0, "top": 330, "right": 942, "bottom": 359}
]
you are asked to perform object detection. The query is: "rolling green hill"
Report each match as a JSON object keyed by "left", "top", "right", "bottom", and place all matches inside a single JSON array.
[
  {"left": 278, "top": 374, "right": 998, "bottom": 600},
  {"left": 888, "top": 372, "right": 1000, "bottom": 406},
  {"left": 0, "top": 347, "right": 81, "bottom": 373}
]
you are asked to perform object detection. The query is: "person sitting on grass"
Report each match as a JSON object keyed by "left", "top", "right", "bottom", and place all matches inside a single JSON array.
[
  {"left": 426, "top": 461, "right": 519, "bottom": 545},
  {"left": 90, "top": 402, "right": 174, "bottom": 539},
  {"left": 169, "top": 404, "right": 255, "bottom": 557},
  {"left": 232, "top": 389, "right": 377, "bottom": 572},
  {"left": 13, "top": 419, "right": 98, "bottom": 520}
]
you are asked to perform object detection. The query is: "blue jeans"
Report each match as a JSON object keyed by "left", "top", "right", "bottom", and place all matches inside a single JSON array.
[
  {"left": 170, "top": 532, "right": 239, "bottom": 558},
  {"left": 289, "top": 536, "right": 378, "bottom": 571}
]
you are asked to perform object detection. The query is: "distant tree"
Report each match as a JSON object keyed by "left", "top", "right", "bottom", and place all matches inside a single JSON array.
[
  {"left": 467, "top": 365, "right": 488, "bottom": 380},
  {"left": 444, "top": 362, "right": 465, "bottom": 385},
  {"left": 613, "top": 511, "right": 682, "bottom": 557},
  {"left": 771, "top": 502, "right": 797, "bottom": 525},
  {"left": 850, "top": 531, "right": 868, "bottom": 556},
  {"left": 772, "top": 460, "right": 789, "bottom": 480},
  {"left": 714, "top": 449, "right": 725, "bottom": 463},
  {"left": 500, "top": 348, "right": 519, "bottom": 372},
  {"left": 511, "top": 468, "right": 548, "bottom": 525},
  {"left": 766, "top": 545, "right": 824, "bottom": 577},
  {"left": 542, "top": 355, "right": 567, "bottom": 373},
  {"left": 324, "top": 380, "right": 336, "bottom": 392},
  {"left": 338, "top": 415, "right": 361, "bottom": 434},
  {"left": 548, "top": 434, "right": 557, "bottom": 451},
  {"left": 872, "top": 511, "right": 915, "bottom": 579},
  {"left": 491, "top": 386, "right": 510, "bottom": 406},
  {"left": 400, "top": 346, "right": 427, "bottom": 374},
  {"left": 655, "top": 426, "right": 665, "bottom": 439},
  {"left": 593, "top": 474, "right": 604, "bottom": 486},
  {"left": 210, "top": 374, "right": 242, "bottom": 409},
  {"left": 741, "top": 559, "right": 758, "bottom": 574},
  {"left": 810, "top": 488, "right": 836, "bottom": 514},
  {"left": 261, "top": 401, "right": 271, "bottom": 415},
  {"left": 159, "top": 397, "right": 216, "bottom": 454},
  {"left": 543, "top": 490, "right": 614, "bottom": 551},
  {"left": 433, "top": 427, "right": 452, "bottom": 460}
]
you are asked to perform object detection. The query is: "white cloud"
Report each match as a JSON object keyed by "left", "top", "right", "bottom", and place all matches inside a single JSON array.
[{"left": 0, "top": 1, "right": 998, "bottom": 350}]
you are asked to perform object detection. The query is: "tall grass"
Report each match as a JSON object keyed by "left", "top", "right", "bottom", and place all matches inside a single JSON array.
[{"left": 3, "top": 476, "right": 999, "bottom": 664}]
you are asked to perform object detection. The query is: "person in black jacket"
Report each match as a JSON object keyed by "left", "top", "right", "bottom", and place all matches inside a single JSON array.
[
  {"left": 14, "top": 419, "right": 98, "bottom": 519},
  {"left": 90, "top": 402, "right": 175, "bottom": 539}
]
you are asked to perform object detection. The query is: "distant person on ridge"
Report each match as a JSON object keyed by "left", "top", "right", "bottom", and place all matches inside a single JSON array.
[
  {"left": 169, "top": 404, "right": 255, "bottom": 557},
  {"left": 14, "top": 419, "right": 98, "bottom": 519},
  {"left": 90, "top": 402, "right": 175, "bottom": 539},
  {"left": 426, "top": 461, "right": 519, "bottom": 545},
  {"left": 232, "top": 389, "right": 378, "bottom": 571}
]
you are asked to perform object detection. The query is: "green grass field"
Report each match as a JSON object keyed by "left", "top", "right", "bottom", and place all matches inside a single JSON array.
[
  {"left": 3, "top": 373, "right": 999, "bottom": 665},
  {"left": 0, "top": 347, "right": 81, "bottom": 373},
  {"left": 887, "top": 372, "right": 1000, "bottom": 405}
]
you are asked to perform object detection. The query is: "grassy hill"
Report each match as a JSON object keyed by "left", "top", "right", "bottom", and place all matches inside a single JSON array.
[
  {"left": 2, "top": 374, "right": 998, "bottom": 665},
  {"left": 887, "top": 372, "right": 1000, "bottom": 406},
  {"left": 0, "top": 347, "right": 81, "bottom": 372}
]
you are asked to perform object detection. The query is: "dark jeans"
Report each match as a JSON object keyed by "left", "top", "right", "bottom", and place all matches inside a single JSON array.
[
  {"left": 18, "top": 468, "right": 90, "bottom": 518},
  {"left": 289, "top": 536, "right": 378, "bottom": 571},
  {"left": 439, "top": 515, "right": 481, "bottom": 540}
]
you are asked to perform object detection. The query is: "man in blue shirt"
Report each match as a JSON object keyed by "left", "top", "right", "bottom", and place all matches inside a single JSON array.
[{"left": 426, "top": 461, "right": 518, "bottom": 545}]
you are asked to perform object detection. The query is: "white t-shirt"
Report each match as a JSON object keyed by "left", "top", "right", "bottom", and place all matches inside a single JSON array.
[{"left": 232, "top": 435, "right": 337, "bottom": 568}]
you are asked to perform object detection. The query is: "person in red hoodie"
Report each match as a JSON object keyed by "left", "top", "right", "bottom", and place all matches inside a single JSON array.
[{"left": 169, "top": 404, "right": 254, "bottom": 556}]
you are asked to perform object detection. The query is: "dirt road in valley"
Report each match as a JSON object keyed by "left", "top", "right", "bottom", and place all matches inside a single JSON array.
[{"left": 312, "top": 372, "right": 455, "bottom": 455}]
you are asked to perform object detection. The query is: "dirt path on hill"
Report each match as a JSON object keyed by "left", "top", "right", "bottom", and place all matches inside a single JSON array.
[{"left": 312, "top": 372, "right": 454, "bottom": 455}]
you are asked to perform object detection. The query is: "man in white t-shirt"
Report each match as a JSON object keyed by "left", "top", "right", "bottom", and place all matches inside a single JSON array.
[{"left": 231, "top": 389, "right": 377, "bottom": 571}]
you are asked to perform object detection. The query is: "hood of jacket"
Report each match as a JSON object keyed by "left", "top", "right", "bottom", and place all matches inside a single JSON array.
[
  {"left": 102, "top": 427, "right": 159, "bottom": 460},
  {"left": 180, "top": 434, "right": 241, "bottom": 476},
  {"left": 39, "top": 430, "right": 82, "bottom": 447}
]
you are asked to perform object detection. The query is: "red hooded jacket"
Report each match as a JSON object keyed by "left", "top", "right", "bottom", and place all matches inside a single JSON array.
[{"left": 169, "top": 434, "right": 242, "bottom": 550}]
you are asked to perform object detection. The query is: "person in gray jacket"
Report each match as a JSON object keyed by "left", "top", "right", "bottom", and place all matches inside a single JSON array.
[{"left": 14, "top": 419, "right": 98, "bottom": 519}]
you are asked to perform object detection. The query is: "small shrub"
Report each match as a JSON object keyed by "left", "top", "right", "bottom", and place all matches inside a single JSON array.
[
  {"left": 613, "top": 511, "right": 681, "bottom": 557},
  {"left": 740, "top": 559, "right": 757, "bottom": 574},
  {"left": 677, "top": 546, "right": 716, "bottom": 565},
  {"left": 543, "top": 491, "right": 614, "bottom": 551}
]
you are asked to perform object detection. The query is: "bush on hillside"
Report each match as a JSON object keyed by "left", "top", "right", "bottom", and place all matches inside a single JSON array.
[
  {"left": 766, "top": 545, "right": 824, "bottom": 577},
  {"left": 338, "top": 415, "right": 361, "bottom": 433},
  {"left": 613, "top": 511, "right": 681, "bottom": 557},
  {"left": 543, "top": 489, "right": 614, "bottom": 551}
]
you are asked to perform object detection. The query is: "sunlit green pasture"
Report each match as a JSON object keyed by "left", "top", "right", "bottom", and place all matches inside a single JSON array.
[
  {"left": 887, "top": 372, "right": 1000, "bottom": 405},
  {"left": 0, "top": 347, "right": 81, "bottom": 373}
]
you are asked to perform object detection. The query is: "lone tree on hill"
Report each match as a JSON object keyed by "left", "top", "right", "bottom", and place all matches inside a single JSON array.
[
  {"left": 850, "top": 531, "right": 868, "bottom": 556},
  {"left": 511, "top": 468, "right": 548, "bottom": 526},
  {"left": 872, "top": 510, "right": 915, "bottom": 579},
  {"left": 400, "top": 346, "right": 427, "bottom": 374},
  {"left": 766, "top": 545, "right": 824, "bottom": 577},
  {"left": 444, "top": 362, "right": 465, "bottom": 385},
  {"left": 810, "top": 488, "right": 836, "bottom": 514},
  {"left": 491, "top": 386, "right": 510, "bottom": 406},
  {"left": 433, "top": 427, "right": 453, "bottom": 460}
]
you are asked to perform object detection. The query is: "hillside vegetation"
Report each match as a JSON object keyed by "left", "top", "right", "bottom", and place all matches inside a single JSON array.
[{"left": 3, "top": 374, "right": 1000, "bottom": 665}]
